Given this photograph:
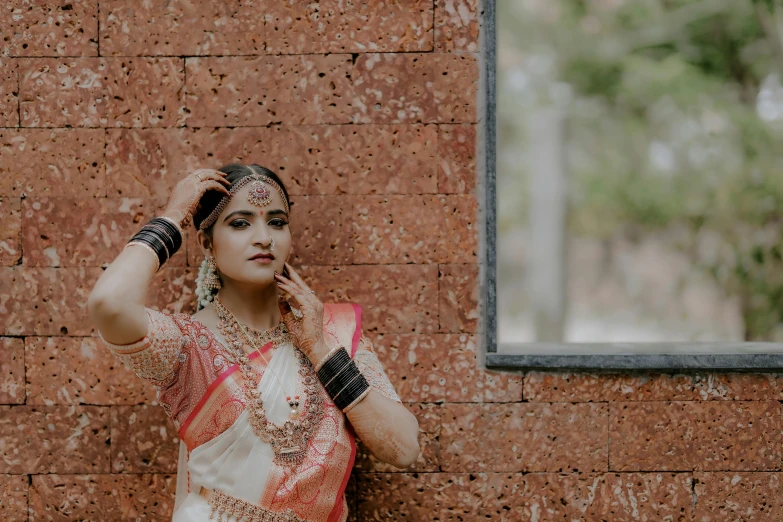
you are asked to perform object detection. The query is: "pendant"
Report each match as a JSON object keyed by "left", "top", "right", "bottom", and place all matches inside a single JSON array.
[{"left": 287, "top": 395, "right": 300, "bottom": 419}]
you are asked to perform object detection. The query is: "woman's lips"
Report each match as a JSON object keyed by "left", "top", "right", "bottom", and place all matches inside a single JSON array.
[{"left": 250, "top": 257, "right": 274, "bottom": 264}]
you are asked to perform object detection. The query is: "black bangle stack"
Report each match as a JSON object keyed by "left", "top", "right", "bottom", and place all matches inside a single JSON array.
[
  {"left": 125, "top": 217, "right": 183, "bottom": 272},
  {"left": 316, "top": 347, "right": 370, "bottom": 411}
]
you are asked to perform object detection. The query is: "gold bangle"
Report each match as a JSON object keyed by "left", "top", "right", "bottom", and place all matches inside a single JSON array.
[
  {"left": 342, "top": 386, "right": 371, "bottom": 413},
  {"left": 124, "top": 241, "right": 161, "bottom": 272}
]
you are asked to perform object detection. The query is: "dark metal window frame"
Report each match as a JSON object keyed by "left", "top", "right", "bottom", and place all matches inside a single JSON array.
[{"left": 480, "top": 0, "right": 783, "bottom": 372}]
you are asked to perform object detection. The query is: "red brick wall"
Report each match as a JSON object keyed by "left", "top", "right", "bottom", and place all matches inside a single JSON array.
[
  {"left": 0, "top": 1, "right": 488, "bottom": 520},
  {"left": 3, "top": 2, "right": 777, "bottom": 522}
]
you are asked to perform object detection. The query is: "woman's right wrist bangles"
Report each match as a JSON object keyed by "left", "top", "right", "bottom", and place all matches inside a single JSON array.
[
  {"left": 124, "top": 217, "right": 183, "bottom": 272},
  {"left": 316, "top": 346, "right": 371, "bottom": 411}
]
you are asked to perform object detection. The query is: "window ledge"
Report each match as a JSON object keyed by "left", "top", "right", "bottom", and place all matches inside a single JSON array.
[{"left": 486, "top": 344, "right": 783, "bottom": 372}]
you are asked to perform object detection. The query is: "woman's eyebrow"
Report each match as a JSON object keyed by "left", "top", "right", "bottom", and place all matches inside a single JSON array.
[
  {"left": 223, "top": 209, "right": 288, "bottom": 222},
  {"left": 266, "top": 209, "right": 289, "bottom": 218},
  {"left": 222, "top": 210, "right": 254, "bottom": 222}
]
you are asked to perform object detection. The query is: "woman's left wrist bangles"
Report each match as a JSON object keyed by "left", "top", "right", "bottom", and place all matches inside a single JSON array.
[
  {"left": 124, "top": 217, "right": 183, "bottom": 272},
  {"left": 316, "top": 346, "right": 371, "bottom": 412}
]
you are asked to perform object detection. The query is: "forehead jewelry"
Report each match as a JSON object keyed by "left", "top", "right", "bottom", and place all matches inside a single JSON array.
[{"left": 199, "top": 174, "right": 290, "bottom": 230}]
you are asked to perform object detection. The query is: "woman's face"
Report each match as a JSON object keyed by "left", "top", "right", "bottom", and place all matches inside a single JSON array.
[{"left": 200, "top": 180, "right": 292, "bottom": 287}]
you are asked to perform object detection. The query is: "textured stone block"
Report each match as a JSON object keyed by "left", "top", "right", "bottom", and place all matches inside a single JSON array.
[
  {"left": 0, "top": 474, "right": 28, "bottom": 521},
  {"left": 111, "top": 405, "right": 179, "bottom": 473},
  {"left": 523, "top": 372, "right": 700, "bottom": 402},
  {"left": 353, "top": 53, "right": 477, "bottom": 124},
  {"left": 21, "top": 197, "right": 187, "bottom": 267},
  {"left": 0, "top": 59, "right": 18, "bottom": 126},
  {"left": 25, "top": 336, "right": 157, "bottom": 406},
  {"left": 610, "top": 401, "right": 782, "bottom": 471},
  {"left": 266, "top": 0, "right": 433, "bottom": 54},
  {"left": 435, "top": 0, "right": 480, "bottom": 52},
  {"left": 105, "top": 127, "right": 267, "bottom": 204},
  {"left": 286, "top": 195, "right": 353, "bottom": 266},
  {"left": 520, "top": 472, "right": 693, "bottom": 520},
  {"left": 29, "top": 473, "right": 176, "bottom": 521},
  {"left": 369, "top": 333, "right": 521, "bottom": 402},
  {"left": 0, "top": 129, "right": 105, "bottom": 198},
  {"left": 1, "top": 0, "right": 98, "bottom": 57},
  {"left": 0, "top": 405, "right": 109, "bottom": 474},
  {"left": 0, "top": 197, "right": 21, "bottom": 266},
  {"left": 438, "top": 124, "right": 477, "bottom": 193},
  {"left": 297, "top": 264, "right": 439, "bottom": 333},
  {"left": 265, "top": 124, "right": 438, "bottom": 196},
  {"left": 20, "top": 58, "right": 185, "bottom": 127},
  {"left": 357, "top": 473, "right": 521, "bottom": 520},
  {"left": 0, "top": 267, "right": 101, "bottom": 336},
  {"left": 439, "top": 264, "right": 478, "bottom": 333},
  {"left": 694, "top": 472, "right": 783, "bottom": 520},
  {"left": 146, "top": 267, "right": 198, "bottom": 315},
  {"left": 353, "top": 195, "right": 477, "bottom": 264},
  {"left": 693, "top": 373, "right": 783, "bottom": 401},
  {"left": 105, "top": 125, "right": 438, "bottom": 203},
  {"left": 185, "top": 56, "right": 354, "bottom": 126},
  {"left": 441, "top": 403, "right": 609, "bottom": 472},
  {"left": 530, "top": 373, "right": 783, "bottom": 403},
  {"left": 354, "top": 402, "right": 440, "bottom": 472},
  {"left": 0, "top": 265, "right": 186, "bottom": 336},
  {"left": 0, "top": 338, "right": 24, "bottom": 404},
  {"left": 100, "top": 0, "right": 264, "bottom": 56}
]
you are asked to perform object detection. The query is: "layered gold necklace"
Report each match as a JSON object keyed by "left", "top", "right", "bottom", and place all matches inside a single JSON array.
[{"left": 212, "top": 296, "right": 324, "bottom": 467}]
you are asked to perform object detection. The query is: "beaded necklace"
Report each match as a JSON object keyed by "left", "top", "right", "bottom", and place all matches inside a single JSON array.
[{"left": 213, "top": 296, "right": 324, "bottom": 467}]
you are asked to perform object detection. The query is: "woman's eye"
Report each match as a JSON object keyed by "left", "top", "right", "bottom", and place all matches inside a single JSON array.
[
  {"left": 269, "top": 219, "right": 288, "bottom": 227},
  {"left": 230, "top": 220, "right": 250, "bottom": 228}
]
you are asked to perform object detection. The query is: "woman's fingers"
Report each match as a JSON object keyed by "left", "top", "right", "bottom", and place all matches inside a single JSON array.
[
  {"left": 204, "top": 180, "right": 231, "bottom": 196},
  {"left": 276, "top": 281, "right": 304, "bottom": 308},
  {"left": 283, "top": 262, "right": 311, "bottom": 290},
  {"left": 207, "top": 172, "right": 231, "bottom": 186}
]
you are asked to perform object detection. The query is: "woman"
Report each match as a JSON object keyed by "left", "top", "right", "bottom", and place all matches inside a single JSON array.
[{"left": 87, "top": 164, "right": 420, "bottom": 522}]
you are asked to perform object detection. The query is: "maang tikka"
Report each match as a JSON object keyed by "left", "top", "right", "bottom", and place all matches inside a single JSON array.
[{"left": 199, "top": 173, "right": 290, "bottom": 231}]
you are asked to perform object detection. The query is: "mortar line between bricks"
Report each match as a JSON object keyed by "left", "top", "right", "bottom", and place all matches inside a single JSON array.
[
  {"left": 16, "top": 59, "right": 20, "bottom": 128},
  {"left": 97, "top": 0, "right": 101, "bottom": 57},
  {"left": 18, "top": 470, "right": 779, "bottom": 476},
  {"left": 6, "top": 50, "right": 477, "bottom": 59},
  {"left": 0, "top": 122, "right": 477, "bottom": 130},
  {"left": 431, "top": 0, "right": 437, "bottom": 52}
]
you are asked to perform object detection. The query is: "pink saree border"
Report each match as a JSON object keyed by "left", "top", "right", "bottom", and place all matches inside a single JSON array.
[
  {"left": 178, "top": 342, "right": 273, "bottom": 438},
  {"left": 326, "top": 303, "right": 362, "bottom": 522}
]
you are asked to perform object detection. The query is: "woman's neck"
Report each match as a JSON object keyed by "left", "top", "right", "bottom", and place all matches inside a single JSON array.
[{"left": 214, "top": 280, "right": 282, "bottom": 331}]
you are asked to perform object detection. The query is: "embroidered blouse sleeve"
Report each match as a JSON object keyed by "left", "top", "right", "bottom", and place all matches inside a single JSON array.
[
  {"left": 353, "top": 334, "right": 402, "bottom": 403},
  {"left": 99, "top": 308, "right": 188, "bottom": 387}
]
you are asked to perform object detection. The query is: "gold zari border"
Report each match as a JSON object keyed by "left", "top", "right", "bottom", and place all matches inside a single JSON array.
[{"left": 207, "top": 488, "right": 309, "bottom": 522}]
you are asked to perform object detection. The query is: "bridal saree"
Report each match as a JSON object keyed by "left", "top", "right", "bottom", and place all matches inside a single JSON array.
[{"left": 100, "top": 303, "right": 401, "bottom": 522}]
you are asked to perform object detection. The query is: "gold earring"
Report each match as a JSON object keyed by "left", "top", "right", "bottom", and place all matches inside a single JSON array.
[{"left": 204, "top": 255, "right": 221, "bottom": 291}]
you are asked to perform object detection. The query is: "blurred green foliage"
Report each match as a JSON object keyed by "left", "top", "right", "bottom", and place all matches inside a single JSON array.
[{"left": 499, "top": 0, "right": 783, "bottom": 340}]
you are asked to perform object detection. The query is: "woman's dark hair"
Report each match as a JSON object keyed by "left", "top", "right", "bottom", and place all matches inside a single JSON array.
[{"left": 192, "top": 163, "right": 290, "bottom": 232}]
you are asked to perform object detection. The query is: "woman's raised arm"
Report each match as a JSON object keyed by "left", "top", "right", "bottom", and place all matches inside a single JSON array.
[{"left": 87, "top": 169, "right": 230, "bottom": 345}]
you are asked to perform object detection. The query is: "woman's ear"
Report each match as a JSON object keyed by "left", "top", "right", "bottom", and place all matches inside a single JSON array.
[{"left": 196, "top": 229, "right": 213, "bottom": 257}]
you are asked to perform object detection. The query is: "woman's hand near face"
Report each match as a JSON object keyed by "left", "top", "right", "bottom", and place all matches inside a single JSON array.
[
  {"left": 274, "top": 262, "right": 332, "bottom": 362},
  {"left": 162, "top": 169, "right": 231, "bottom": 229}
]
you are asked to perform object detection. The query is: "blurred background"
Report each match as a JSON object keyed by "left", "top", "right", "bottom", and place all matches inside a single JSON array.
[{"left": 497, "top": 0, "right": 783, "bottom": 344}]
